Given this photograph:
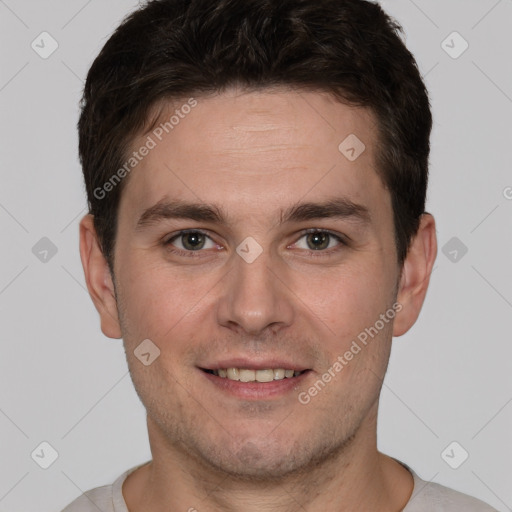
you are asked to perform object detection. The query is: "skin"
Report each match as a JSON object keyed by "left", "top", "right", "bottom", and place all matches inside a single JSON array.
[{"left": 80, "top": 87, "right": 437, "bottom": 512}]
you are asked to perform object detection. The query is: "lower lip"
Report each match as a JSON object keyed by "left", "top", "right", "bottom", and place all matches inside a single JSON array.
[{"left": 200, "top": 370, "right": 311, "bottom": 400}]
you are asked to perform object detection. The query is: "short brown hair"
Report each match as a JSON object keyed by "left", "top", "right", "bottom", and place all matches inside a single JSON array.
[{"left": 78, "top": 0, "right": 432, "bottom": 273}]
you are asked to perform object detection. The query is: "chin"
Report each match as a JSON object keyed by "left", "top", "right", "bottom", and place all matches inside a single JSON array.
[
  {"left": 201, "top": 440, "right": 311, "bottom": 480},
  {"left": 186, "top": 427, "right": 349, "bottom": 482}
]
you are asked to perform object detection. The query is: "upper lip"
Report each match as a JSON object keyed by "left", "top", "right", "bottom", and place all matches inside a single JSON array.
[{"left": 199, "top": 358, "right": 310, "bottom": 371}]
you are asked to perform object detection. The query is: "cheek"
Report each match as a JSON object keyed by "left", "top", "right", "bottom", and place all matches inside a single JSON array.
[
  {"left": 295, "top": 261, "right": 391, "bottom": 341},
  {"left": 116, "top": 262, "right": 174, "bottom": 341},
  {"left": 117, "top": 259, "right": 217, "bottom": 348}
]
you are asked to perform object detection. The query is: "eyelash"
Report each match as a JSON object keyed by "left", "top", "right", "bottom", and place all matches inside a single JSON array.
[{"left": 163, "top": 228, "right": 347, "bottom": 259}]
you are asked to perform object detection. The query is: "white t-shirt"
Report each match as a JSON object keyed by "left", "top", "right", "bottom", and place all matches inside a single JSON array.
[{"left": 61, "top": 459, "right": 498, "bottom": 511}]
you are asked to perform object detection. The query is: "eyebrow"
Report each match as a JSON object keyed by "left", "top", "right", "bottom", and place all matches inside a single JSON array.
[{"left": 135, "top": 196, "right": 371, "bottom": 231}]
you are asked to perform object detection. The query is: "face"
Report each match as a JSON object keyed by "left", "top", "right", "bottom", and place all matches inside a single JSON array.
[{"left": 88, "top": 88, "right": 417, "bottom": 479}]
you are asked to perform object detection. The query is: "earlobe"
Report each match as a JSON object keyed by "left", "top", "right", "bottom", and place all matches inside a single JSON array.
[
  {"left": 393, "top": 213, "right": 437, "bottom": 337},
  {"left": 79, "top": 214, "right": 123, "bottom": 339}
]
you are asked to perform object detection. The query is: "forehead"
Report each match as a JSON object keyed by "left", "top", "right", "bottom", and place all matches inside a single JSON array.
[{"left": 119, "top": 87, "right": 388, "bottom": 227}]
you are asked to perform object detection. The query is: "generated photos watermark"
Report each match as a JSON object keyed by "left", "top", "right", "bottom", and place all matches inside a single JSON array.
[
  {"left": 298, "top": 301, "right": 403, "bottom": 405},
  {"left": 93, "top": 98, "right": 198, "bottom": 200}
]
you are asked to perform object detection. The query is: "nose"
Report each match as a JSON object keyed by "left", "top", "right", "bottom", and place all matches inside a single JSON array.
[{"left": 216, "top": 241, "right": 295, "bottom": 336}]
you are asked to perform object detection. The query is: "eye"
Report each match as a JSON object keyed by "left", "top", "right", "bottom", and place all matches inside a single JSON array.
[
  {"left": 292, "top": 229, "right": 346, "bottom": 255},
  {"left": 164, "top": 229, "right": 218, "bottom": 256},
  {"left": 163, "top": 228, "right": 347, "bottom": 259}
]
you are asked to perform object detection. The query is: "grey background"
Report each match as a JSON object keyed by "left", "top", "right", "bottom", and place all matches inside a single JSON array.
[{"left": 0, "top": 0, "right": 511, "bottom": 510}]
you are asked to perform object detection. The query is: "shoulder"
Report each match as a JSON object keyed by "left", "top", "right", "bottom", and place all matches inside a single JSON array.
[
  {"left": 402, "top": 464, "right": 498, "bottom": 511},
  {"left": 60, "top": 482, "right": 115, "bottom": 512},
  {"left": 60, "top": 461, "right": 150, "bottom": 512}
]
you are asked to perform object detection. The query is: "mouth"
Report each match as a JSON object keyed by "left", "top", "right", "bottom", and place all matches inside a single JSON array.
[
  {"left": 198, "top": 360, "right": 312, "bottom": 400},
  {"left": 201, "top": 367, "right": 305, "bottom": 383}
]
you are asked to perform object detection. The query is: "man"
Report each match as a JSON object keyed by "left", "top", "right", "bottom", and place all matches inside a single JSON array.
[{"left": 62, "top": 0, "right": 498, "bottom": 510}]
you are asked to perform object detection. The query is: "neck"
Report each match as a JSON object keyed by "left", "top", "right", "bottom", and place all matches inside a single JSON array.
[{"left": 124, "top": 406, "right": 414, "bottom": 512}]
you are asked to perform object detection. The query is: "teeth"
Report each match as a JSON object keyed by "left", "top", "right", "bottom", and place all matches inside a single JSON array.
[
  {"left": 274, "top": 369, "right": 285, "bottom": 380},
  {"left": 239, "top": 369, "right": 255, "bottom": 382},
  {"left": 212, "top": 368, "right": 303, "bottom": 382},
  {"left": 227, "top": 368, "right": 240, "bottom": 381},
  {"left": 256, "top": 369, "right": 274, "bottom": 382}
]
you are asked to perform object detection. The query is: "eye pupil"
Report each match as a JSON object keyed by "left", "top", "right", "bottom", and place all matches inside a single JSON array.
[
  {"left": 169, "top": 230, "right": 339, "bottom": 256},
  {"left": 307, "top": 232, "right": 329, "bottom": 250},
  {"left": 183, "top": 232, "right": 205, "bottom": 250}
]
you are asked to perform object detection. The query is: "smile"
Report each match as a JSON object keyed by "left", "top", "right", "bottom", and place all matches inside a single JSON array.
[{"left": 204, "top": 368, "right": 304, "bottom": 382}]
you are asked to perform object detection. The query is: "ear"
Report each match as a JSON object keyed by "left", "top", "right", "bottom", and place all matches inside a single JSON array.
[
  {"left": 79, "top": 214, "right": 122, "bottom": 339},
  {"left": 393, "top": 213, "right": 437, "bottom": 337}
]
